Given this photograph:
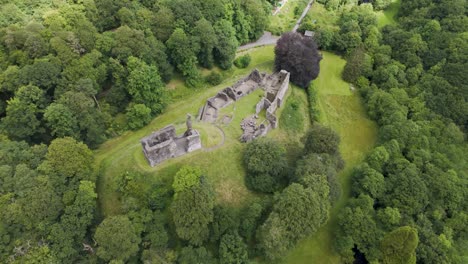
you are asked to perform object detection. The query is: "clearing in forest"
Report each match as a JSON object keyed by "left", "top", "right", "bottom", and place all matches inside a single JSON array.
[
  {"left": 284, "top": 52, "right": 377, "bottom": 263},
  {"left": 94, "top": 46, "right": 310, "bottom": 217},
  {"left": 377, "top": 0, "right": 401, "bottom": 27}
]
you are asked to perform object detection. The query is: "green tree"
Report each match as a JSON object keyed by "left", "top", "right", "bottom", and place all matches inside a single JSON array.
[
  {"left": 50, "top": 181, "right": 97, "bottom": 261},
  {"left": 19, "top": 60, "right": 61, "bottom": 92},
  {"left": 353, "top": 163, "right": 385, "bottom": 199},
  {"left": 21, "top": 175, "right": 63, "bottom": 232},
  {"left": 44, "top": 103, "right": 79, "bottom": 138},
  {"left": 304, "top": 123, "right": 340, "bottom": 155},
  {"left": 214, "top": 19, "right": 239, "bottom": 70},
  {"left": 126, "top": 103, "right": 152, "bottom": 130},
  {"left": 2, "top": 97, "right": 41, "bottom": 141},
  {"left": 166, "top": 28, "right": 201, "bottom": 86},
  {"left": 342, "top": 46, "right": 373, "bottom": 83},
  {"left": 39, "top": 137, "right": 93, "bottom": 194},
  {"left": 243, "top": 138, "right": 288, "bottom": 193},
  {"left": 178, "top": 246, "right": 217, "bottom": 264},
  {"left": 193, "top": 19, "right": 218, "bottom": 68},
  {"left": 219, "top": 231, "right": 248, "bottom": 264},
  {"left": 94, "top": 215, "right": 141, "bottom": 262},
  {"left": 239, "top": 202, "right": 263, "bottom": 241},
  {"left": 381, "top": 226, "right": 419, "bottom": 264},
  {"left": 211, "top": 206, "right": 239, "bottom": 242},
  {"left": 152, "top": 7, "right": 175, "bottom": 42},
  {"left": 172, "top": 166, "right": 202, "bottom": 193},
  {"left": 259, "top": 183, "right": 330, "bottom": 260},
  {"left": 126, "top": 57, "right": 168, "bottom": 115},
  {"left": 243, "top": 0, "right": 269, "bottom": 40},
  {"left": 171, "top": 180, "right": 214, "bottom": 245}
]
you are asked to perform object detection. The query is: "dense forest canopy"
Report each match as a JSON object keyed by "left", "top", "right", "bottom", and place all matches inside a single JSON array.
[
  {"left": 305, "top": 0, "right": 468, "bottom": 263},
  {"left": 0, "top": 0, "right": 270, "bottom": 147},
  {"left": 0, "top": 0, "right": 466, "bottom": 263}
]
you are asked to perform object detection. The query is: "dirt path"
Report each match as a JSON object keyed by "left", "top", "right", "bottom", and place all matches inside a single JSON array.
[{"left": 237, "top": 0, "right": 314, "bottom": 51}]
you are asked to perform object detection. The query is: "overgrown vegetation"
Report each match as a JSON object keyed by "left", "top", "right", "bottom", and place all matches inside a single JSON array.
[
  {"left": 1, "top": 0, "right": 466, "bottom": 263},
  {"left": 0, "top": 0, "right": 271, "bottom": 148}
]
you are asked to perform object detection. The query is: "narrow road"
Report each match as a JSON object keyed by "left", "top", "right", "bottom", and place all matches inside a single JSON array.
[
  {"left": 237, "top": 0, "right": 314, "bottom": 51},
  {"left": 292, "top": 0, "right": 314, "bottom": 32},
  {"left": 237, "top": 31, "right": 279, "bottom": 51}
]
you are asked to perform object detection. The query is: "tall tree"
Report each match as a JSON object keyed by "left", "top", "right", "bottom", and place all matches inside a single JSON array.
[
  {"left": 166, "top": 28, "right": 201, "bottom": 87},
  {"left": 193, "top": 19, "right": 218, "bottom": 68},
  {"left": 243, "top": 138, "right": 288, "bottom": 193},
  {"left": 214, "top": 19, "right": 239, "bottom": 70},
  {"left": 126, "top": 57, "right": 168, "bottom": 115},
  {"left": 94, "top": 215, "right": 141, "bottom": 262},
  {"left": 381, "top": 226, "right": 419, "bottom": 264},
  {"left": 275, "top": 32, "right": 322, "bottom": 88},
  {"left": 258, "top": 183, "right": 330, "bottom": 260},
  {"left": 171, "top": 179, "right": 214, "bottom": 246}
]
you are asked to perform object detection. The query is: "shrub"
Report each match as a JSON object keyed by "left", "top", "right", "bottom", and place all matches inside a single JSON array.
[
  {"left": 304, "top": 123, "right": 340, "bottom": 155},
  {"left": 233, "top": 54, "right": 251, "bottom": 69},
  {"left": 205, "top": 72, "right": 223, "bottom": 86},
  {"left": 126, "top": 103, "right": 152, "bottom": 130},
  {"left": 307, "top": 83, "right": 320, "bottom": 122}
]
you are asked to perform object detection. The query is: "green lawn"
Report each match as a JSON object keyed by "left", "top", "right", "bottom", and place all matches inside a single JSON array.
[
  {"left": 94, "top": 46, "right": 310, "bottom": 217},
  {"left": 284, "top": 52, "right": 378, "bottom": 264},
  {"left": 377, "top": 0, "right": 401, "bottom": 28}
]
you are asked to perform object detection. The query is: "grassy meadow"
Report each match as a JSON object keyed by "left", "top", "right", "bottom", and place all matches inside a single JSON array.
[{"left": 284, "top": 52, "right": 377, "bottom": 264}]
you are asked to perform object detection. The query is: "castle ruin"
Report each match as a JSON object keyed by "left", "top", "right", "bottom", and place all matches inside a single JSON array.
[
  {"left": 140, "top": 69, "right": 290, "bottom": 166},
  {"left": 141, "top": 115, "right": 201, "bottom": 167},
  {"left": 199, "top": 69, "right": 290, "bottom": 142}
]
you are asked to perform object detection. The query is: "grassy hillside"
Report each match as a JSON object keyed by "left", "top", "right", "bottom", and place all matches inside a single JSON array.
[
  {"left": 94, "top": 46, "right": 310, "bottom": 217},
  {"left": 284, "top": 52, "right": 377, "bottom": 263}
]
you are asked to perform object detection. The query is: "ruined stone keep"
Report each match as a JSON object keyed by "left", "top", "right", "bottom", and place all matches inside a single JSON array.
[{"left": 141, "top": 115, "right": 201, "bottom": 167}]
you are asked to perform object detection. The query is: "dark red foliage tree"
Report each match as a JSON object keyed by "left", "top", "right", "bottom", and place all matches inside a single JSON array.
[{"left": 274, "top": 32, "right": 322, "bottom": 88}]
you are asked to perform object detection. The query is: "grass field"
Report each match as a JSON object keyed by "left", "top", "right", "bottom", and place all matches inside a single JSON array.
[
  {"left": 377, "top": 0, "right": 401, "bottom": 27},
  {"left": 268, "top": 0, "right": 309, "bottom": 34},
  {"left": 94, "top": 46, "right": 310, "bottom": 217},
  {"left": 284, "top": 52, "right": 378, "bottom": 264}
]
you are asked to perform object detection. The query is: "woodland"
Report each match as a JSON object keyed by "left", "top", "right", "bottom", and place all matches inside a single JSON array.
[{"left": 0, "top": 0, "right": 466, "bottom": 263}]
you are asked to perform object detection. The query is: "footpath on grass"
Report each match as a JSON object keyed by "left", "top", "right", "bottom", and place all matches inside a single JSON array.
[{"left": 284, "top": 52, "right": 378, "bottom": 263}]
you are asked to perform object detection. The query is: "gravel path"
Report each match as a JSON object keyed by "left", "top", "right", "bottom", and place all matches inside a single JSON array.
[{"left": 237, "top": 0, "right": 314, "bottom": 51}]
